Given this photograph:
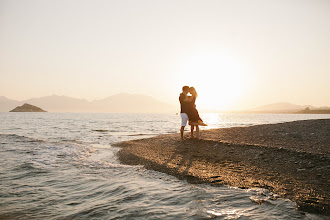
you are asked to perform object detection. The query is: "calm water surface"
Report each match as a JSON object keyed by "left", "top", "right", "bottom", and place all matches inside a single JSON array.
[{"left": 1, "top": 113, "right": 329, "bottom": 219}]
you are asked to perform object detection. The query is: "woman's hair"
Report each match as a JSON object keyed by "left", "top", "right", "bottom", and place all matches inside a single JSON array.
[{"left": 189, "top": 87, "right": 198, "bottom": 98}]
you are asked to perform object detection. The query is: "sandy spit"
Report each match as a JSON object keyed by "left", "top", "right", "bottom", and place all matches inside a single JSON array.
[{"left": 114, "top": 119, "right": 330, "bottom": 215}]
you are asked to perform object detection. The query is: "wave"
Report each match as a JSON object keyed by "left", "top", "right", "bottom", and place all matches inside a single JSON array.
[
  {"left": 93, "top": 129, "right": 109, "bottom": 132},
  {"left": 75, "top": 160, "right": 139, "bottom": 169},
  {"left": 1, "top": 133, "right": 135, "bottom": 170},
  {"left": 0, "top": 133, "right": 46, "bottom": 142},
  {"left": 127, "top": 133, "right": 157, "bottom": 136},
  {"left": 93, "top": 129, "right": 124, "bottom": 132}
]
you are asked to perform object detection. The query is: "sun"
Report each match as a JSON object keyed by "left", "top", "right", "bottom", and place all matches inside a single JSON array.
[{"left": 173, "top": 52, "right": 247, "bottom": 111}]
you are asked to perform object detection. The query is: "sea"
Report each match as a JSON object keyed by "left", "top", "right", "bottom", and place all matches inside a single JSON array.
[{"left": 1, "top": 112, "right": 329, "bottom": 220}]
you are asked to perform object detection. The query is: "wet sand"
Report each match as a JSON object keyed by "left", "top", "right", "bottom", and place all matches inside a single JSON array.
[{"left": 114, "top": 119, "right": 330, "bottom": 215}]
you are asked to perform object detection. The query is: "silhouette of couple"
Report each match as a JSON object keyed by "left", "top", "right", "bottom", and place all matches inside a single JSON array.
[{"left": 179, "top": 86, "right": 207, "bottom": 140}]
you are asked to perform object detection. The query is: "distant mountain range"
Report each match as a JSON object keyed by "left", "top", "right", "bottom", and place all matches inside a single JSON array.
[
  {"left": 1, "top": 96, "right": 329, "bottom": 113},
  {"left": 244, "top": 102, "right": 330, "bottom": 113},
  {"left": 0, "top": 94, "right": 177, "bottom": 113}
]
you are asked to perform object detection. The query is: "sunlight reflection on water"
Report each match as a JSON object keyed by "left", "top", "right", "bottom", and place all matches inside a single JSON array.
[
  {"left": 200, "top": 113, "right": 330, "bottom": 130},
  {"left": 207, "top": 209, "right": 241, "bottom": 218}
]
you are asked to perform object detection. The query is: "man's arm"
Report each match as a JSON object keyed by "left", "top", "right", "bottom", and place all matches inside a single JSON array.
[{"left": 184, "top": 96, "right": 193, "bottom": 102}]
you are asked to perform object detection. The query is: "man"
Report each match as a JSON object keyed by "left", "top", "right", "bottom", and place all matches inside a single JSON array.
[{"left": 179, "top": 86, "right": 193, "bottom": 140}]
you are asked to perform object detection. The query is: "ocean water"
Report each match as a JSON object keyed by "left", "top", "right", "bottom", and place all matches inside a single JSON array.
[{"left": 0, "top": 112, "right": 329, "bottom": 220}]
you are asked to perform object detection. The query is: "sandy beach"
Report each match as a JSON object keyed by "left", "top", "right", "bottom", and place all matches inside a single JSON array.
[{"left": 115, "top": 119, "right": 330, "bottom": 215}]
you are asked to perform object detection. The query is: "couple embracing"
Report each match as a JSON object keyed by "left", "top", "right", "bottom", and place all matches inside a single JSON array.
[{"left": 179, "top": 86, "right": 207, "bottom": 140}]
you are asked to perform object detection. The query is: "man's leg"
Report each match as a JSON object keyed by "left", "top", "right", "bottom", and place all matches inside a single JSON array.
[
  {"left": 180, "top": 126, "right": 185, "bottom": 140},
  {"left": 195, "top": 125, "right": 199, "bottom": 138},
  {"left": 191, "top": 125, "right": 194, "bottom": 138},
  {"left": 180, "top": 113, "right": 188, "bottom": 140}
]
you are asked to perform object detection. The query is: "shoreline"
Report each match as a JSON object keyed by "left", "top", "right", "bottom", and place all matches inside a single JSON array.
[{"left": 114, "top": 119, "right": 330, "bottom": 215}]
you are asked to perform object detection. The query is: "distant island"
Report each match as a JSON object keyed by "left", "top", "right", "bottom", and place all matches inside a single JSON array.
[
  {"left": 10, "top": 103, "right": 47, "bottom": 112},
  {"left": 242, "top": 102, "right": 330, "bottom": 114},
  {"left": 296, "top": 107, "right": 330, "bottom": 114}
]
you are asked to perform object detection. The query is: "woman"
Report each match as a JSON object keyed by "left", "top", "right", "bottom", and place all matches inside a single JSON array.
[{"left": 186, "top": 87, "right": 207, "bottom": 126}]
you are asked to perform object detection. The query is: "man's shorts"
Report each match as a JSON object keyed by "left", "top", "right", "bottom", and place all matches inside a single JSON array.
[{"left": 180, "top": 113, "right": 188, "bottom": 127}]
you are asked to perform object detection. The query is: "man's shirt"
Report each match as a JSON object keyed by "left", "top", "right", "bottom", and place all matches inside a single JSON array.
[{"left": 179, "top": 93, "right": 190, "bottom": 114}]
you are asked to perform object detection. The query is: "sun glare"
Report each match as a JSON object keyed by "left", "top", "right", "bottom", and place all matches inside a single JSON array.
[{"left": 174, "top": 53, "right": 247, "bottom": 111}]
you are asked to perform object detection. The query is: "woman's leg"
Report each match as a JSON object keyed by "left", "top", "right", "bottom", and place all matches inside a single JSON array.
[
  {"left": 196, "top": 125, "right": 199, "bottom": 138},
  {"left": 190, "top": 125, "right": 195, "bottom": 138}
]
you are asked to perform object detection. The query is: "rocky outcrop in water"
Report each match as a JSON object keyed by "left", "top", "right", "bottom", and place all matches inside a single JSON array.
[{"left": 10, "top": 103, "right": 47, "bottom": 112}]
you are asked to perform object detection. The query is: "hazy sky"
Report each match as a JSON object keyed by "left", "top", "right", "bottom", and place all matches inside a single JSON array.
[{"left": 1, "top": 0, "right": 329, "bottom": 111}]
